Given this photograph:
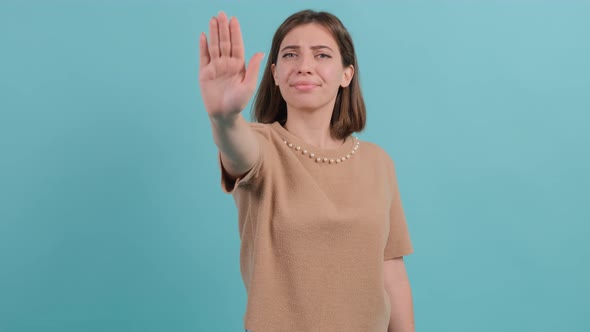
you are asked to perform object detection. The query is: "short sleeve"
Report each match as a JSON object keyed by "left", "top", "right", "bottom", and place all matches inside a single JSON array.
[
  {"left": 218, "top": 125, "right": 267, "bottom": 194},
  {"left": 384, "top": 157, "right": 414, "bottom": 260}
]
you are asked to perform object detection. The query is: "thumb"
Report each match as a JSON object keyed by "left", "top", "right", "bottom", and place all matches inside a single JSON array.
[{"left": 244, "top": 52, "right": 265, "bottom": 88}]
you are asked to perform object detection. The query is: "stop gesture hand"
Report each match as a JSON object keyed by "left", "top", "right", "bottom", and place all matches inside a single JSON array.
[{"left": 199, "top": 12, "right": 265, "bottom": 120}]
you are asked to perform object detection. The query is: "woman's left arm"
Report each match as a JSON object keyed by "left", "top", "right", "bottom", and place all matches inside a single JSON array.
[{"left": 384, "top": 257, "right": 415, "bottom": 332}]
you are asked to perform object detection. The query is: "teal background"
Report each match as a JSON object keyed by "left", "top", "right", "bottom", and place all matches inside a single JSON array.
[{"left": 1, "top": 0, "right": 589, "bottom": 331}]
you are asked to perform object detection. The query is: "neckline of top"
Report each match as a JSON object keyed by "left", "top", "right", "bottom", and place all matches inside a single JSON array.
[{"left": 269, "top": 121, "right": 358, "bottom": 158}]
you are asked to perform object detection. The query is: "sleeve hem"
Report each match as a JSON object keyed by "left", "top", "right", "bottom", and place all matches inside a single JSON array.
[
  {"left": 218, "top": 135, "right": 265, "bottom": 194},
  {"left": 384, "top": 247, "right": 414, "bottom": 260}
]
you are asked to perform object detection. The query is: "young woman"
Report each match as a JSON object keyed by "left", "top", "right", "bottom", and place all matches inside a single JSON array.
[{"left": 199, "top": 9, "right": 415, "bottom": 332}]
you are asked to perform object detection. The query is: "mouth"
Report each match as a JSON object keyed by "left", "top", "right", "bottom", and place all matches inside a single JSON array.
[{"left": 291, "top": 83, "right": 319, "bottom": 91}]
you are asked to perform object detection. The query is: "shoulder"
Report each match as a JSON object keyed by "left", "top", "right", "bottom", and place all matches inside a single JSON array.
[
  {"left": 357, "top": 139, "right": 399, "bottom": 182},
  {"left": 247, "top": 121, "right": 273, "bottom": 134},
  {"left": 245, "top": 122, "right": 276, "bottom": 145},
  {"left": 358, "top": 139, "right": 395, "bottom": 165}
]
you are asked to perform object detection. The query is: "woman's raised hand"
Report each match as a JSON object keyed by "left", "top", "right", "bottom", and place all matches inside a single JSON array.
[{"left": 199, "top": 12, "right": 265, "bottom": 120}]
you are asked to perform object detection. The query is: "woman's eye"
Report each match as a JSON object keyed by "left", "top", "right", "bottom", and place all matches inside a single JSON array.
[
  {"left": 316, "top": 53, "right": 331, "bottom": 59},
  {"left": 282, "top": 53, "right": 296, "bottom": 58}
]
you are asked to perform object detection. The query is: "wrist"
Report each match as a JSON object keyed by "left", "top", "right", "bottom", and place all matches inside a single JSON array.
[{"left": 208, "top": 112, "right": 242, "bottom": 128}]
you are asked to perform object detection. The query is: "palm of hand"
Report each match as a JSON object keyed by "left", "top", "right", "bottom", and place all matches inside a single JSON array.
[
  {"left": 199, "top": 56, "right": 248, "bottom": 117},
  {"left": 198, "top": 12, "right": 264, "bottom": 119}
]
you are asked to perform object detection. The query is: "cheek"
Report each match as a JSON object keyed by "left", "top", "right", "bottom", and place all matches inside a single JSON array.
[
  {"left": 319, "top": 63, "right": 341, "bottom": 76},
  {"left": 277, "top": 69, "right": 296, "bottom": 86},
  {"left": 321, "top": 68, "right": 343, "bottom": 84}
]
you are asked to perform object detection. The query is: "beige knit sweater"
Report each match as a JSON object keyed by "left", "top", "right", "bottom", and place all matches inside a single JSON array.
[{"left": 218, "top": 121, "right": 413, "bottom": 332}]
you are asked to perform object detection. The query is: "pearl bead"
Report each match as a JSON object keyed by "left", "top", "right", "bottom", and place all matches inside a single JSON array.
[{"left": 279, "top": 136, "right": 359, "bottom": 165}]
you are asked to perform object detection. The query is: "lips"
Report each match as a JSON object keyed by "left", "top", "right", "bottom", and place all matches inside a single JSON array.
[{"left": 291, "top": 81, "right": 320, "bottom": 91}]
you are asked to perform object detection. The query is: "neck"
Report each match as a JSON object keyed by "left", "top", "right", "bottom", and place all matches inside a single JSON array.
[{"left": 283, "top": 106, "right": 345, "bottom": 149}]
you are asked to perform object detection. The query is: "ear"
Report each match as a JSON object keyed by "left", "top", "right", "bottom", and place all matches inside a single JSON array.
[
  {"left": 271, "top": 63, "right": 278, "bottom": 86},
  {"left": 340, "top": 65, "right": 354, "bottom": 88}
]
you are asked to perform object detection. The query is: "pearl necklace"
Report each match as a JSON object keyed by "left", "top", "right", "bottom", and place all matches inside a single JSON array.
[{"left": 280, "top": 136, "right": 360, "bottom": 164}]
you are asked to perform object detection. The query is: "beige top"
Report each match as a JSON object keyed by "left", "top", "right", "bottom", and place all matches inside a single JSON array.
[{"left": 218, "top": 121, "right": 413, "bottom": 331}]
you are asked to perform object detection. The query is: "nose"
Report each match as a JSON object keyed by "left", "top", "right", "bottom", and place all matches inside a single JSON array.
[{"left": 297, "top": 54, "right": 313, "bottom": 74}]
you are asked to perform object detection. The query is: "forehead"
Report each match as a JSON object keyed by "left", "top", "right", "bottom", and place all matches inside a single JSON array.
[{"left": 279, "top": 23, "right": 338, "bottom": 49}]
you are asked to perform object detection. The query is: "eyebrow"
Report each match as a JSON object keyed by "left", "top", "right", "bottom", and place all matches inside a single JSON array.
[{"left": 280, "top": 45, "right": 335, "bottom": 53}]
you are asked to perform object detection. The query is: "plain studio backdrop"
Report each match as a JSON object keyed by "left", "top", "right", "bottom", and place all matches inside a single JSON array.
[{"left": 1, "top": 0, "right": 588, "bottom": 331}]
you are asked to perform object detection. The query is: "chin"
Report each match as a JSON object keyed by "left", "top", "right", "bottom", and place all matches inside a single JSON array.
[
  {"left": 286, "top": 103, "right": 325, "bottom": 113},
  {"left": 284, "top": 98, "right": 334, "bottom": 113}
]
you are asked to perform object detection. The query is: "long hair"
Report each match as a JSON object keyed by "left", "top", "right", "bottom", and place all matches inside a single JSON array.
[{"left": 252, "top": 10, "right": 366, "bottom": 140}]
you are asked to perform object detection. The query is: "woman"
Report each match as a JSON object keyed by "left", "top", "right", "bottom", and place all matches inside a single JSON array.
[{"left": 199, "top": 9, "right": 414, "bottom": 332}]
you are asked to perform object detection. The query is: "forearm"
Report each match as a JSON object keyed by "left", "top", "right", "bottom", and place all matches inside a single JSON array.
[
  {"left": 387, "top": 281, "right": 414, "bottom": 332},
  {"left": 209, "top": 113, "right": 259, "bottom": 177},
  {"left": 384, "top": 258, "right": 414, "bottom": 332}
]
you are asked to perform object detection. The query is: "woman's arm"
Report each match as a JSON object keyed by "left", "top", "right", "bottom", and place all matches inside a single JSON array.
[
  {"left": 210, "top": 114, "right": 259, "bottom": 180},
  {"left": 384, "top": 257, "right": 415, "bottom": 332},
  {"left": 199, "top": 11, "right": 264, "bottom": 179}
]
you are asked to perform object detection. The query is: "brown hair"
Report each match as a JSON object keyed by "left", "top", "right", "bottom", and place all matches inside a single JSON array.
[{"left": 252, "top": 10, "right": 366, "bottom": 139}]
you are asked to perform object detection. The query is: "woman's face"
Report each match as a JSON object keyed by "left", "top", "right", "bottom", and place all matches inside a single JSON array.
[{"left": 272, "top": 23, "right": 354, "bottom": 114}]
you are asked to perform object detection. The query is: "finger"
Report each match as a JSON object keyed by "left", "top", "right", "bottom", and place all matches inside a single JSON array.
[
  {"left": 229, "top": 16, "right": 244, "bottom": 59},
  {"left": 208, "top": 16, "right": 220, "bottom": 59},
  {"left": 218, "top": 11, "right": 231, "bottom": 57},
  {"left": 199, "top": 32, "right": 210, "bottom": 69},
  {"left": 244, "top": 52, "right": 265, "bottom": 90}
]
